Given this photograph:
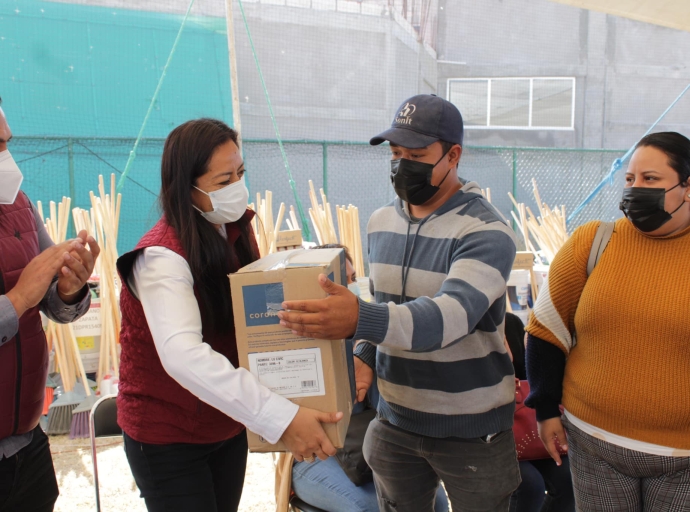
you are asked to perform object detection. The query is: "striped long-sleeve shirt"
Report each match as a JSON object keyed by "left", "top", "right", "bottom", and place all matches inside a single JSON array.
[{"left": 353, "top": 181, "right": 517, "bottom": 438}]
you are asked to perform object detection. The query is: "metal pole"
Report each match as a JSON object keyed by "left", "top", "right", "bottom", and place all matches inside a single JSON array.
[
  {"left": 512, "top": 148, "right": 518, "bottom": 232},
  {"left": 68, "top": 138, "right": 76, "bottom": 239},
  {"left": 322, "top": 142, "right": 328, "bottom": 196},
  {"left": 225, "top": 0, "right": 243, "bottom": 150}
]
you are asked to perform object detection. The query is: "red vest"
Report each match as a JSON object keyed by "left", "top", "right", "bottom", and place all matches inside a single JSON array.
[
  {"left": 0, "top": 192, "right": 49, "bottom": 439},
  {"left": 116, "top": 212, "right": 257, "bottom": 445}
]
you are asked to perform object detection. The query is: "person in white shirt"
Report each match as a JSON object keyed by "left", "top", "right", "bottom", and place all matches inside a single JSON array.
[{"left": 115, "top": 118, "right": 343, "bottom": 512}]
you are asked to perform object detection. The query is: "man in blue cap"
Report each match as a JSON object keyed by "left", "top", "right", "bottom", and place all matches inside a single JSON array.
[{"left": 279, "top": 94, "right": 519, "bottom": 511}]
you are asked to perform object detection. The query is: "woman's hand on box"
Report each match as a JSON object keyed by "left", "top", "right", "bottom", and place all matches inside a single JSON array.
[
  {"left": 277, "top": 273, "right": 359, "bottom": 339},
  {"left": 281, "top": 406, "right": 344, "bottom": 462}
]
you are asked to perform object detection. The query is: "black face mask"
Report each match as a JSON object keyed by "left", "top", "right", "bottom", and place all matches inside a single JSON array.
[
  {"left": 619, "top": 183, "right": 684, "bottom": 232},
  {"left": 390, "top": 151, "right": 452, "bottom": 206}
]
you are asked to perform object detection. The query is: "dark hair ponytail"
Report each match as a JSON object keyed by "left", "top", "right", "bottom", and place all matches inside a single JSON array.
[
  {"left": 160, "top": 118, "right": 257, "bottom": 335},
  {"left": 636, "top": 132, "right": 690, "bottom": 184}
]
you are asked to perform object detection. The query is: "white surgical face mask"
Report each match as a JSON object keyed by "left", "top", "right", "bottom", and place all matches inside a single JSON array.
[
  {"left": 348, "top": 282, "right": 361, "bottom": 297},
  {"left": 0, "top": 150, "right": 23, "bottom": 205},
  {"left": 194, "top": 178, "right": 248, "bottom": 224}
]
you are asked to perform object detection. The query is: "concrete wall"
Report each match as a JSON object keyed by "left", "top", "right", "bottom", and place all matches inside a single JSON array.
[
  {"left": 49, "top": 0, "right": 690, "bottom": 148},
  {"left": 47, "top": 0, "right": 437, "bottom": 142},
  {"left": 233, "top": 2, "right": 437, "bottom": 141},
  {"left": 436, "top": 0, "right": 690, "bottom": 149}
]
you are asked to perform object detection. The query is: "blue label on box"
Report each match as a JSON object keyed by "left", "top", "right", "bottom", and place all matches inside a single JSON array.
[{"left": 243, "top": 283, "right": 285, "bottom": 326}]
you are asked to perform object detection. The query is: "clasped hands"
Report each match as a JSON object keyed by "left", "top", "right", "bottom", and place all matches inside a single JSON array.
[{"left": 7, "top": 230, "right": 100, "bottom": 317}]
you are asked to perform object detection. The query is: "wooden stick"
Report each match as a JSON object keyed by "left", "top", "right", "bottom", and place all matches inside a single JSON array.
[
  {"left": 65, "top": 324, "right": 91, "bottom": 396},
  {"left": 61, "top": 197, "right": 71, "bottom": 241},
  {"left": 336, "top": 206, "right": 344, "bottom": 244},
  {"left": 308, "top": 206, "right": 324, "bottom": 246},
  {"left": 308, "top": 181, "right": 319, "bottom": 212},
  {"left": 289, "top": 206, "right": 299, "bottom": 232},
  {"left": 56, "top": 201, "right": 65, "bottom": 242},
  {"left": 110, "top": 174, "right": 116, "bottom": 220},
  {"left": 98, "top": 175, "right": 106, "bottom": 206},
  {"left": 324, "top": 201, "right": 337, "bottom": 243},
  {"left": 270, "top": 203, "right": 286, "bottom": 254},
  {"left": 266, "top": 191, "right": 274, "bottom": 236},
  {"left": 353, "top": 207, "right": 364, "bottom": 278},
  {"left": 50, "top": 202, "right": 57, "bottom": 235},
  {"left": 49, "top": 322, "right": 65, "bottom": 377},
  {"left": 72, "top": 208, "right": 84, "bottom": 234},
  {"left": 249, "top": 203, "right": 258, "bottom": 236},
  {"left": 532, "top": 178, "right": 546, "bottom": 219},
  {"left": 55, "top": 325, "right": 75, "bottom": 392},
  {"left": 309, "top": 210, "right": 323, "bottom": 245},
  {"left": 529, "top": 268, "right": 539, "bottom": 302},
  {"left": 114, "top": 193, "right": 122, "bottom": 242}
]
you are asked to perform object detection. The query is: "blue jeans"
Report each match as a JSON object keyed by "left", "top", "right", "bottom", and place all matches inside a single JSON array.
[{"left": 292, "top": 456, "right": 449, "bottom": 512}]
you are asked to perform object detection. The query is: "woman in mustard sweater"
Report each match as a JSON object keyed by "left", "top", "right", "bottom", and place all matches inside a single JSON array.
[{"left": 525, "top": 132, "right": 690, "bottom": 512}]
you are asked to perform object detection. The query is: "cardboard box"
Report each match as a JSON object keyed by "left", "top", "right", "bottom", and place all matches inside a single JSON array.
[
  {"left": 229, "top": 248, "right": 354, "bottom": 452},
  {"left": 512, "top": 251, "right": 535, "bottom": 270},
  {"left": 275, "top": 229, "right": 303, "bottom": 250}
]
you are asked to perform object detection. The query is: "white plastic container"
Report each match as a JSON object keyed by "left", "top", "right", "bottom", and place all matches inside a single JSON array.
[
  {"left": 81, "top": 352, "right": 100, "bottom": 374},
  {"left": 533, "top": 265, "right": 550, "bottom": 294},
  {"left": 507, "top": 269, "right": 531, "bottom": 325}
]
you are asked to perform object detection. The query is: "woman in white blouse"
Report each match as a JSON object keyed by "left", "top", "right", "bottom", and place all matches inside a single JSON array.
[{"left": 115, "top": 118, "right": 343, "bottom": 512}]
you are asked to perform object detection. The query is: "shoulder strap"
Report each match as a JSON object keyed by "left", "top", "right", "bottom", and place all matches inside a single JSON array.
[{"left": 586, "top": 221, "right": 615, "bottom": 276}]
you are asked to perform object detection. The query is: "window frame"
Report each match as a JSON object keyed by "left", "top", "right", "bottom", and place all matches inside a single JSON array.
[{"left": 446, "top": 77, "right": 576, "bottom": 131}]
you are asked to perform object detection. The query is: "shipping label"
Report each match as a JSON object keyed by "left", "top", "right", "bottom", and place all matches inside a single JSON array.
[{"left": 248, "top": 348, "right": 325, "bottom": 399}]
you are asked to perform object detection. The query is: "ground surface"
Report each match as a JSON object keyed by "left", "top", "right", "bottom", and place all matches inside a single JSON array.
[{"left": 50, "top": 435, "right": 277, "bottom": 512}]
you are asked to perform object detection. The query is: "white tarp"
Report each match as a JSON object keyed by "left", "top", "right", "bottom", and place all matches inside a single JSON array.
[{"left": 548, "top": 0, "right": 690, "bottom": 33}]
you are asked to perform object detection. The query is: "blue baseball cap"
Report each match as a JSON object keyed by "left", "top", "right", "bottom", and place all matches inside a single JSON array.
[{"left": 370, "top": 94, "right": 464, "bottom": 149}]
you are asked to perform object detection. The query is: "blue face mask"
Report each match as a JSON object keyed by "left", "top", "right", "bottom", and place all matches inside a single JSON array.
[{"left": 347, "top": 282, "right": 360, "bottom": 297}]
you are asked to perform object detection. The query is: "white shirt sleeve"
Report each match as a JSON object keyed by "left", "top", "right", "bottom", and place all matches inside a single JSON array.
[{"left": 130, "top": 246, "right": 299, "bottom": 444}]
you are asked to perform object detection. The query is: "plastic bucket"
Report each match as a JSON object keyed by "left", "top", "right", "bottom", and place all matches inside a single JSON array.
[
  {"left": 533, "top": 265, "right": 549, "bottom": 295},
  {"left": 81, "top": 352, "right": 100, "bottom": 374},
  {"left": 507, "top": 270, "right": 531, "bottom": 325}
]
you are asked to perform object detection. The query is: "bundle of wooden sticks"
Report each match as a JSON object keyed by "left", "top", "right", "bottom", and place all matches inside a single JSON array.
[
  {"left": 306, "top": 180, "right": 365, "bottom": 278},
  {"left": 249, "top": 184, "right": 365, "bottom": 278},
  {"left": 38, "top": 174, "right": 122, "bottom": 389},
  {"left": 249, "top": 191, "right": 302, "bottom": 257},
  {"left": 508, "top": 179, "right": 568, "bottom": 264}
]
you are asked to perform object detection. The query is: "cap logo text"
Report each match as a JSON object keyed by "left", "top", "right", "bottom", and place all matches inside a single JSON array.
[{"left": 395, "top": 103, "right": 416, "bottom": 125}]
